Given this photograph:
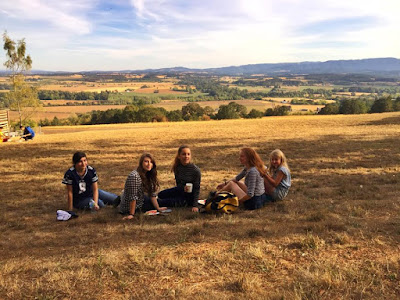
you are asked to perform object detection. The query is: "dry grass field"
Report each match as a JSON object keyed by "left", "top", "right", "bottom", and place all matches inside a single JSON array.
[
  {"left": 35, "top": 80, "right": 180, "bottom": 94},
  {"left": 0, "top": 75, "right": 181, "bottom": 93},
  {"left": 38, "top": 83, "right": 179, "bottom": 93},
  {"left": 40, "top": 100, "right": 99, "bottom": 105},
  {"left": 8, "top": 105, "right": 127, "bottom": 122},
  {"left": 1, "top": 112, "right": 400, "bottom": 299}
]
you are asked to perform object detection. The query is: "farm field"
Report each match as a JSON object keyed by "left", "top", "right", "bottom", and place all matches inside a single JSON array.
[
  {"left": 8, "top": 105, "right": 127, "bottom": 122},
  {"left": 41, "top": 100, "right": 101, "bottom": 105},
  {"left": 234, "top": 85, "right": 273, "bottom": 93},
  {"left": 1, "top": 112, "right": 400, "bottom": 299},
  {"left": 8, "top": 99, "right": 326, "bottom": 123},
  {"left": 0, "top": 75, "right": 188, "bottom": 93},
  {"left": 3, "top": 72, "right": 392, "bottom": 125},
  {"left": 32, "top": 78, "right": 181, "bottom": 94}
]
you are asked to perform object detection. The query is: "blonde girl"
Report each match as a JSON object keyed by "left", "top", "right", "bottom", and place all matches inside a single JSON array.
[{"left": 263, "top": 149, "right": 291, "bottom": 202}]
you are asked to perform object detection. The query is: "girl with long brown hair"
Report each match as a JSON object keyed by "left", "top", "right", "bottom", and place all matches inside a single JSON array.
[
  {"left": 119, "top": 153, "right": 167, "bottom": 220},
  {"left": 216, "top": 147, "right": 266, "bottom": 210}
]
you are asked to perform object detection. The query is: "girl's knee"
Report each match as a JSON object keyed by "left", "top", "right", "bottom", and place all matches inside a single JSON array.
[{"left": 227, "top": 181, "right": 238, "bottom": 188}]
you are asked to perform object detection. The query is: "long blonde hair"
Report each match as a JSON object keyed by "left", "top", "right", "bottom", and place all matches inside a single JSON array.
[{"left": 268, "top": 149, "right": 289, "bottom": 174}]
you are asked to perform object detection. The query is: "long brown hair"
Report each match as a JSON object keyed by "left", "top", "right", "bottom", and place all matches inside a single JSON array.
[
  {"left": 171, "top": 145, "right": 190, "bottom": 173},
  {"left": 241, "top": 147, "right": 266, "bottom": 176},
  {"left": 137, "top": 153, "right": 159, "bottom": 194}
]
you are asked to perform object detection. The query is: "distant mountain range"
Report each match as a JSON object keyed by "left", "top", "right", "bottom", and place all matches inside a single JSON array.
[
  {"left": 205, "top": 58, "right": 400, "bottom": 76},
  {"left": 139, "top": 58, "right": 400, "bottom": 76},
  {"left": 2, "top": 57, "right": 400, "bottom": 76}
]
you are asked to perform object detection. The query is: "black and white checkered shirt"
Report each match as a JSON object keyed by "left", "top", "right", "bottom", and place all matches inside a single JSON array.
[{"left": 119, "top": 170, "right": 144, "bottom": 214}]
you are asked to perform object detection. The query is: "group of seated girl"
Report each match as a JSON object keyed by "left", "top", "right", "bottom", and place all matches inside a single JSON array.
[{"left": 62, "top": 145, "right": 290, "bottom": 220}]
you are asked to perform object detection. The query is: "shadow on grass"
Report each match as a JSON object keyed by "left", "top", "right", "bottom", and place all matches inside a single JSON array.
[
  {"left": 362, "top": 115, "right": 400, "bottom": 126},
  {"left": 1, "top": 133, "right": 400, "bottom": 261}
]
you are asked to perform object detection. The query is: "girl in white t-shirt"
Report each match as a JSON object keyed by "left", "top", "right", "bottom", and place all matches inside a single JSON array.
[{"left": 263, "top": 149, "right": 291, "bottom": 202}]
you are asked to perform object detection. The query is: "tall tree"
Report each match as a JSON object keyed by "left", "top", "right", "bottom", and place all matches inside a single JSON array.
[
  {"left": 370, "top": 96, "right": 393, "bottom": 113},
  {"left": 3, "top": 31, "right": 40, "bottom": 126},
  {"left": 319, "top": 103, "right": 340, "bottom": 115},
  {"left": 339, "top": 99, "right": 368, "bottom": 115},
  {"left": 181, "top": 102, "right": 204, "bottom": 121}
]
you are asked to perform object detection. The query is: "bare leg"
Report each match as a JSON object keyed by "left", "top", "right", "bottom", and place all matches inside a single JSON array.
[
  {"left": 218, "top": 181, "right": 247, "bottom": 199},
  {"left": 263, "top": 178, "right": 275, "bottom": 195},
  {"left": 235, "top": 180, "right": 247, "bottom": 192}
]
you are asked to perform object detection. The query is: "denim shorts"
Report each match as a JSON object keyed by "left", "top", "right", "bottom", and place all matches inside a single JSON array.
[
  {"left": 271, "top": 186, "right": 289, "bottom": 201},
  {"left": 244, "top": 194, "right": 267, "bottom": 210}
]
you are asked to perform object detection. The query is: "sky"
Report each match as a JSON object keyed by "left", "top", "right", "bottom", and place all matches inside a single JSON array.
[{"left": 0, "top": 0, "right": 399, "bottom": 72}]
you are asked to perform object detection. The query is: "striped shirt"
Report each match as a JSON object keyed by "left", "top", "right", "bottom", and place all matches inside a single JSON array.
[
  {"left": 175, "top": 163, "right": 201, "bottom": 202},
  {"left": 235, "top": 167, "right": 265, "bottom": 197}
]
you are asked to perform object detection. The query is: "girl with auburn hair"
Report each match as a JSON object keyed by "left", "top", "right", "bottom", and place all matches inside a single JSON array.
[
  {"left": 119, "top": 153, "right": 167, "bottom": 220},
  {"left": 263, "top": 149, "right": 291, "bottom": 202},
  {"left": 216, "top": 147, "right": 266, "bottom": 210},
  {"left": 157, "top": 145, "right": 201, "bottom": 212}
]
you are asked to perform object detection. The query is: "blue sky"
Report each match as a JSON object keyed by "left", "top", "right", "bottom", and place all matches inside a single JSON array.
[{"left": 0, "top": 0, "right": 399, "bottom": 71}]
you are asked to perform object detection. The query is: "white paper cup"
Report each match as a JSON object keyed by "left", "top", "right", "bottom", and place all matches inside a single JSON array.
[{"left": 185, "top": 183, "right": 193, "bottom": 193}]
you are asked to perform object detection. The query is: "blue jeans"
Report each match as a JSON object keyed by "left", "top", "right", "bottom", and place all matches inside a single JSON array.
[
  {"left": 74, "top": 189, "right": 118, "bottom": 209},
  {"left": 141, "top": 195, "right": 156, "bottom": 212},
  {"left": 157, "top": 186, "right": 194, "bottom": 207},
  {"left": 244, "top": 194, "right": 267, "bottom": 210},
  {"left": 264, "top": 194, "right": 275, "bottom": 204},
  {"left": 119, "top": 195, "right": 155, "bottom": 215}
]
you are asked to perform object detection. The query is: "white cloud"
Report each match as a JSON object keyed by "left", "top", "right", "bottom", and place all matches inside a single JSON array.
[
  {"left": 130, "top": 0, "right": 162, "bottom": 21},
  {"left": 0, "top": 0, "right": 93, "bottom": 34},
  {"left": 1, "top": 0, "right": 400, "bottom": 71}
]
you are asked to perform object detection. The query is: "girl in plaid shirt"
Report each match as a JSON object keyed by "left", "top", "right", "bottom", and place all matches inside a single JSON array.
[{"left": 119, "top": 153, "right": 167, "bottom": 220}]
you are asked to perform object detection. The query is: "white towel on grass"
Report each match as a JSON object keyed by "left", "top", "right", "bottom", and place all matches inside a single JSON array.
[{"left": 57, "top": 210, "right": 72, "bottom": 221}]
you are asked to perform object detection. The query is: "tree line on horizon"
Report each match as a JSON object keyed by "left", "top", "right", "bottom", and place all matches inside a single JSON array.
[
  {"left": 319, "top": 96, "right": 400, "bottom": 115},
  {"left": 38, "top": 101, "right": 274, "bottom": 127},
  {"left": 35, "top": 95, "right": 400, "bottom": 127}
]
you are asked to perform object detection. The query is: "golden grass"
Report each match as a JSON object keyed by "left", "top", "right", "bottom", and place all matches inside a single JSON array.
[
  {"left": 1, "top": 112, "right": 400, "bottom": 299},
  {"left": 8, "top": 105, "right": 126, "bottom": 121},
  {"left": 41, "top": 100, "right": 100, "bottom": 105},
  {"left": 37, "top": 81, "right": 179, "bottom": 93}
]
